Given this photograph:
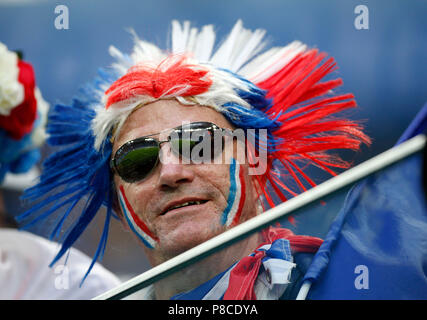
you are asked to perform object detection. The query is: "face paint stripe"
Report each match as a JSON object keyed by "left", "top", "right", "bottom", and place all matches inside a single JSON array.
[
  {"left": 118, "top": 195, "right": 155, "bottom": 249},
  {"left": 119, "top": 185, "right": 158, "bottom": 247},
  {"left": 225, "top": 161, "right": 242, "bottom": 226},
  {"left": 230, "top": 164, "right": 246, "bottom": 227},
  {"left": 220, "top": 158, "right": 237, "bottom": 225},
  {"left": 119, "top": 185, "right": 158, "bottom": 241},
  {"left": 221, "top": 158, "right": 246, "bottom": 227}
]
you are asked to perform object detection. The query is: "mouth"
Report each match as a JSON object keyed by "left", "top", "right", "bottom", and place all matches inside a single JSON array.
[{"left": 161, "top": 199, "right": 209, "bottom": 216}]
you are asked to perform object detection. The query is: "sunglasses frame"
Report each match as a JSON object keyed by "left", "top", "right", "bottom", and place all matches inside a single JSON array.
[{"left": 110, "top": 122, "right": 227, "bottom": 182}]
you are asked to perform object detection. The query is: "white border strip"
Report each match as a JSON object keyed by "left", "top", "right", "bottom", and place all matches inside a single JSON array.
[{"left": 93, "top": 134, "right": 426, "bottom": 300}]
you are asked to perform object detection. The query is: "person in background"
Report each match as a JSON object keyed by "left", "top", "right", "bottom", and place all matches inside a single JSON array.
[{"left": 0, "top": 42, "right": 121, "bottom": 299}]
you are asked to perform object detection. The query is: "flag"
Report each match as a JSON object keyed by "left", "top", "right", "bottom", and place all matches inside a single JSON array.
[{"left": 303, "top": 102, "right": 427, "bottom": 299}]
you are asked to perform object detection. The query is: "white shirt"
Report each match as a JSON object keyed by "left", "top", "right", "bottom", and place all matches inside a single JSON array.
[{"left": 0, "top": 228, "right": 121, "bottom": 299}]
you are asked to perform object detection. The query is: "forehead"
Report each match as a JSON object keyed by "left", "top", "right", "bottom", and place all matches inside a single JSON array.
[{"left": 113, "top": 99, "right": 233, "bottom": 150}]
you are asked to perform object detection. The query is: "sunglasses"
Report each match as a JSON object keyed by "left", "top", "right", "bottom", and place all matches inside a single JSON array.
[{"left": 110, "top": 122, "right": 227, "bottom": 183}]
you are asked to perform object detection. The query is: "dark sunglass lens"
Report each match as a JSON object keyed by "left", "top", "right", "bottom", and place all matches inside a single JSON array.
[
  {"left": 170, "top": 122, "right": 224, "bottom": 161},
  {"left": 115, "top": 139, "right": 159, "bottom": 182},
  {"left": 170, "top": 137, "right": 199, "bottom": 159}
]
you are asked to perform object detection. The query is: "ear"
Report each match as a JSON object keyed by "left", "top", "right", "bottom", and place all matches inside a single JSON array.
[
  {"left": 249, "top": 174, "right": 263, "bottom": 202},
  {"left": 241, "top": 162, "right": 264, "bottom": 216},
  {"left": 243, "top": 139, "right": 266, "bottom": 214}
]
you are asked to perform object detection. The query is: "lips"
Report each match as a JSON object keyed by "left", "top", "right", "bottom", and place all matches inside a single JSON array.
[{"left": 161, "top": 199, "right": 209, "bottom": 215}]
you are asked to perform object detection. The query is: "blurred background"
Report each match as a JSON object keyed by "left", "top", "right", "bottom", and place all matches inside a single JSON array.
[{"left": 0, "top": 0, "right": 426, "bottom": 282}]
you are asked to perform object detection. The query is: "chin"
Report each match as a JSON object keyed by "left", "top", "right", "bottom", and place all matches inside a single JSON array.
[{"left": 157, "top": 228, "right": 222, "bottom": 260}]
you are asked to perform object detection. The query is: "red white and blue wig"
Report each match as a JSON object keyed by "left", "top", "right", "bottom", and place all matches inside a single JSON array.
[{"left": 18, "top": 20, "right": 370, "bottom": 281}]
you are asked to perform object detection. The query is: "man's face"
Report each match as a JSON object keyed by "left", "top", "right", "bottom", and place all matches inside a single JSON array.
[{"left": 112, "top": 100, "right": 259, "bottom": 265}]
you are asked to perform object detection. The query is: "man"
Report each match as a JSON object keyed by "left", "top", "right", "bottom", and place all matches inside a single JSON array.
[
  {"left": 20, "top": 20, "right": 370, "bottom": 299},
  {"left": 0, "top": 42, "right": 121, "bottom": 299}
]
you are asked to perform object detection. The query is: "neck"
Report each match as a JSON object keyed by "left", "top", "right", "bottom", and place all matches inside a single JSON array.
[{"left": 152, "top": 231, "right": 262, "bottom": 300}]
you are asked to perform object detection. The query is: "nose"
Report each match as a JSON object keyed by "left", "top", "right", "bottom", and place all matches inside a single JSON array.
[{"left": 157, "top": 143, "right": 195, "bottom": 190}]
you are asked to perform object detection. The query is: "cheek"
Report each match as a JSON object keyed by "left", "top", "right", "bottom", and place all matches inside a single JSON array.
[
  {"left": 118, "top": 185, "right": 159, "bottom": 249},
  {"left": 220, "top": 158, "right": 246, "bottom": 227}
]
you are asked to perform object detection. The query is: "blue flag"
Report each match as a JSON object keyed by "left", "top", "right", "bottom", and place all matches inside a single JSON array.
[{"left": 304, "top": 103, "right": 427, "bottom": 299}]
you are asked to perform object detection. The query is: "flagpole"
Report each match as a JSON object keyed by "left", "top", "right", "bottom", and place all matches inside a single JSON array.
[
  {"left": 93, "top": 134, "right": 426, "bottom": 300},
  {"left": 296, "top": 281, "right": 312, "bottom": 300}
]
